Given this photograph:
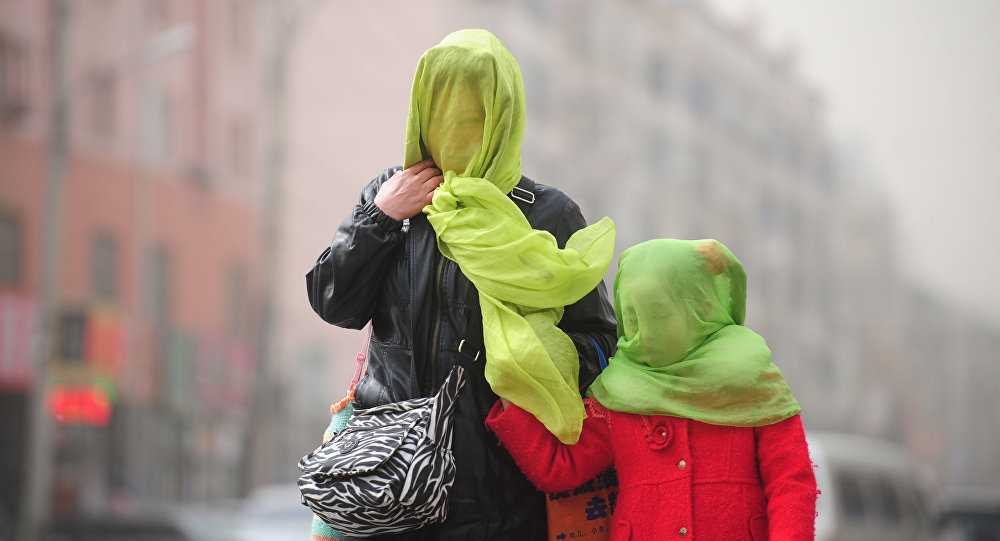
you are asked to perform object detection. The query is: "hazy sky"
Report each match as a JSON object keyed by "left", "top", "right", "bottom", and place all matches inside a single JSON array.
[{"left": 707, "top": 0, "right": 1000, "bottom": 323}]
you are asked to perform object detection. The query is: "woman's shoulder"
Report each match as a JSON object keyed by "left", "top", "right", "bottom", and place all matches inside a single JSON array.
[
  {"left": 519, "top": 175, "right": 575, "bottom": 205},
  {"left": 516, "top": 175, "right": 589, "bottom": 236}
]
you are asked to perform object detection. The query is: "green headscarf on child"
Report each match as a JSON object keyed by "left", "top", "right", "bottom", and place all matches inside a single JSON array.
[
  {"left": 407, "top": 29, "right": 616, "bottom": 444},
  {"left": 588, "top": 239, "right": 800, "bottom": 426}
]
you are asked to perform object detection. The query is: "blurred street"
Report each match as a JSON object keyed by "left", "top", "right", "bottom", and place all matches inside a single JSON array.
[{"left": 1, "top": 1, "right": 998, "bottom": 540}]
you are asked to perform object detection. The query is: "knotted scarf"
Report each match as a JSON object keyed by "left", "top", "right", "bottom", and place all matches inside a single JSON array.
[
  {"left": 405, "top": 29, "right": 615, "bottom": 444},
  {"left": 588, "top": 239, "right": 800, "bottom": 426}
]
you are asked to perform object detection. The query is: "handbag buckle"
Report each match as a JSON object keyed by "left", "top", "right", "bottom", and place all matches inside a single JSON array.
[
  {"left": 510, "top": 186, "right": 535, "bottom": 205},
  {"left": 457, "top": 339, "right": 481, "bottom": 362}
]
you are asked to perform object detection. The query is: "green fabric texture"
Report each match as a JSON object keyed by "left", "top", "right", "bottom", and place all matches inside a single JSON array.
[
  {"left": 587, "top": 239, "right": 800, "bottom": 427},
  {"left": 406, "top": 29, "right": 616, "bottom": 444}
]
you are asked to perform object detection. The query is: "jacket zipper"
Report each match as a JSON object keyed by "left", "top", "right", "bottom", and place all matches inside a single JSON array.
[{"left": 427, "top": 253, "right": 445, "bottom": 395}]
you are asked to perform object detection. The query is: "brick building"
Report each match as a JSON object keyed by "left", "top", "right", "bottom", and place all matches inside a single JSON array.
[{"left": 0, "top": 0, "right": 268, "bottom": 531}]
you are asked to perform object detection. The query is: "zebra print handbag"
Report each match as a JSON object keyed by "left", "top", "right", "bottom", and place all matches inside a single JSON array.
[{"left": 298, "top": 363, "right": 467, "bottom": 537}]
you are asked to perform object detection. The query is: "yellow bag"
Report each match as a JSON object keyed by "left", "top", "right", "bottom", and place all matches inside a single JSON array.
[{"left": 546, "top": 467, "right": 619, "bottom": 541}]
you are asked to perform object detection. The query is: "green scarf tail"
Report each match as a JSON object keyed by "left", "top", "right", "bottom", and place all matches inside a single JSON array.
[
  {"left": 407, "top": 29, "right": 615, "bottom": 444},
  {"left": 588, "top": 239, "right": 800, "bottom": 426}
]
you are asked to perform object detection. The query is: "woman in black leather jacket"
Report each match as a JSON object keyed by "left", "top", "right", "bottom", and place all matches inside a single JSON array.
[{"left": 305, "top": 29, "right": 616, "bottom": 540}]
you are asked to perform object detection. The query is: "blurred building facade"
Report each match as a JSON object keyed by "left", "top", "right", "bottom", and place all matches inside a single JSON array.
[{"left": 0, "top": 0, "right": 273, "bottom": 533}]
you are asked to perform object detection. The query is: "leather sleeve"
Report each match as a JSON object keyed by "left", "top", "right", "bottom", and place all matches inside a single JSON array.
[
  {"left": 755, "top": 414, "right": 818, "bottom": 541},
  {"left": 552, "top": 197, "right": 618, "bottom": 394},
  {"left": 486, "top": 398, "right": 614, "bottom": 493},
  {"left": 305, "top": 168, "right": 406, "bottom": 329}
]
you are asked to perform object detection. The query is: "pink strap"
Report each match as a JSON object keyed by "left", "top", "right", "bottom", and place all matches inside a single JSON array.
[{"left": 349, "top": 323, "right": 373, "bottom": 391}]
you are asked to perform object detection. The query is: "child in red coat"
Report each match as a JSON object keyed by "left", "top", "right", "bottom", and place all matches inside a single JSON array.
[{"left": 487, "top": 239, "right": 816, "bottom": 540}]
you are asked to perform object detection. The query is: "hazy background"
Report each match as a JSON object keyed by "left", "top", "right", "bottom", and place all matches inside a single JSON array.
[
  {"left": 1, "top": 1, "right": 998, "bottom": 540},
  {"left": 710, "top": 0, "right": 1000, "bottom": 324}
]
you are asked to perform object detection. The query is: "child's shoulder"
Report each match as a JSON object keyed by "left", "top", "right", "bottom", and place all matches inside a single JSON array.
[{"left": 583, "top": 397, "right": 610, "bottom": 420}]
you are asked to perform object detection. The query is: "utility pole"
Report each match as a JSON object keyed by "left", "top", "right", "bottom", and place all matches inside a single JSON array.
[
  {"left": 21, "top": 0, "right": 69, "bottom": 539},
  {"left": 245, "top": 0, "right": 293, "bottom": 492},
  {"left": 244, "top": 0, "right": 323, "bottom": 491}
]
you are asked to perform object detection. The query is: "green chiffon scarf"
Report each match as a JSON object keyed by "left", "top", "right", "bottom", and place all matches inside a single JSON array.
[
  {"left": 405, "top": 29, "right": 615, "bottom": 444},
  {"left": 588, "top": 239, "right": 800, "bottom": 426}
]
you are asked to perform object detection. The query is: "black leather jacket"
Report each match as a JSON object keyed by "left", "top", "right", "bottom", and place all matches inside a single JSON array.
[{"left": 306, "top": 167, "right": 617, "bottom": 541}]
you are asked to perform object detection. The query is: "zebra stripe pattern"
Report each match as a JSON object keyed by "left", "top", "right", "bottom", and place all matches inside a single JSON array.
[{"left": 298, "top": 364, "right": 467, "bottom": 537}]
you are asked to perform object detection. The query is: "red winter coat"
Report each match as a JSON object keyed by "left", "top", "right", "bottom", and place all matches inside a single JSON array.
[{"left": 486, "top": 398, "right": 816, "bottom": 541}]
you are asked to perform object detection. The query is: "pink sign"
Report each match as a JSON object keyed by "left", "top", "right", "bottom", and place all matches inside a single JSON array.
[{"left": 0, "top": 288, "right": 37, "bottom": 389}]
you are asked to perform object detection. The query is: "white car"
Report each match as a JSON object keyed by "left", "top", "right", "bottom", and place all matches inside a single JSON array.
[
  {"left": 808, "top": 430, "right": 940, "bottom": 541},
  {"left": 226, "top": 483, "right": 314, "bottom": 541}
]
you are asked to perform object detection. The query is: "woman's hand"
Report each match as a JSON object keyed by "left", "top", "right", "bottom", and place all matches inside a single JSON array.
[{"left": 373, "top": 159, "right": 444, "bottom": 220}]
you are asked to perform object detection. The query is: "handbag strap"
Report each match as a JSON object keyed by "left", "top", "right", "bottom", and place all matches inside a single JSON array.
[
  {"left": 349, "top": 322, "right": 373, "bottom": 392},
  {"left": 332, "top": 323, "right": 373, "bottom": 414},
  {"left": 587, "top": 334, "right": 608, "bottom": 370}
]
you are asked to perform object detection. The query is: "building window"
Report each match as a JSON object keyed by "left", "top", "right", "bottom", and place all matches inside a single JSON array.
[
  {"left": 565, "top": 3, "right": 593, "bottom": 55},
  {"left": 145, "top": 0, "right": 171, "bottom": 28},
  {"left": 524, "top": 0, "right": 551, "bottom": 20},
  {"left": 777, "top": 130, "right": 803, "bottom": 171},
  {"left": 141, "top": 88, "right": 171, "bottom": 163},
  {"left": 57, "top": 309, "right": 87, "bottom": 363},
  {"left": 814, "top": 149, "right": 837, "bottom": 189},
  {"left": 0, "top": 33, "right": 30, "bottom": 124},
  {"left": 717, "top": 86, "right": 746, "bottom": 138},
  {"left": 145, "top": 244, "right": 172, "bottom": 324},
  {"left": 645, "top": 54, "right": 671, "bottom": 97},
  {"left": 644, "top": 130, "right": 671, "bottom": 177},
  {"left": 689, "top": 144, "right": 712, "bottom": 197},
  {"left": 227, "top": 265, "right": 246, "bottom": 335},
  {"left": 91, "top": 232, "right": 118, "bottom": 303},
  {"left": 0, "top": 212, "right": 21, "bottom": 285},
  {"left": 522, "top": 64, "right": 550, "bottom": 117},
  {"left": 228, "top": 0, "right": 250, "bottom": 55},
  {"left": 229, "top": 116, "right": 250, "bottom": 176},
  {"left": 687, "top": 73, "right": 715, "bottom": 117},
  {"left": 90, "top": 70, "right": 117, "bottom": 139},
  {"left": 758, "top": 191, "right": 781, "bottom": 237}
]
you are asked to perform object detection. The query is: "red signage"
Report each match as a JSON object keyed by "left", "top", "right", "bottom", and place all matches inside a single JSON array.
[{"left": 48, "top": 383, "right": 114, "bottom": 427}]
